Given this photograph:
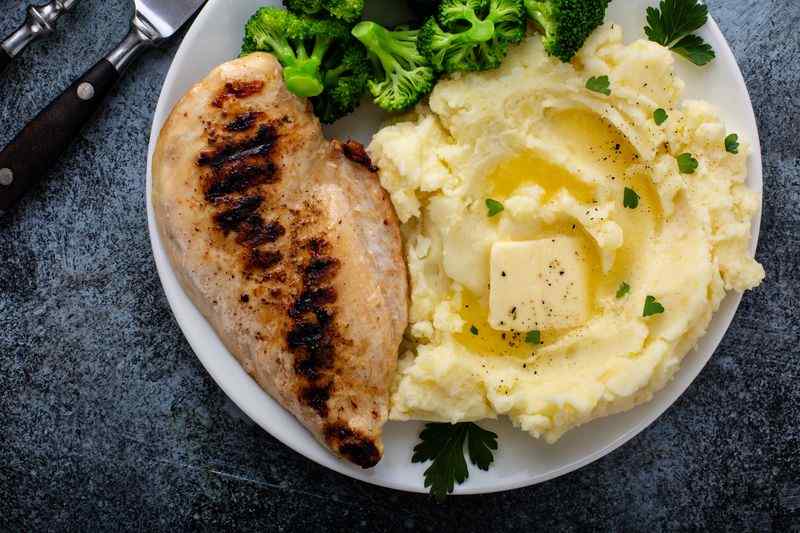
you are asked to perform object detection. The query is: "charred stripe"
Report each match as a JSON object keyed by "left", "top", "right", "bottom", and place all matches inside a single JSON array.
[
  {"left": 213, "top": 196, "right": 263, "bottom": 233},
  {"left": 226, "top": 111, "right": 264, "bottom": 132},
  {"left": 324, "top": 422, "right": 381, "bottom": 468},
  {"left": 198, "top": 125, "right": 277, "bottom": 168}
]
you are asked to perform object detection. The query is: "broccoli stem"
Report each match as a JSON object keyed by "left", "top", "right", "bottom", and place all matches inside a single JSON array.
[
  {"left": 295, "top": 41, "right": 309, "bottom": 61},
  {"left": 252, "top": 31, "right": 322, "bottom": 96},
  {"left": 311, "top": 36, "right": 334, "bottom": 62},
  {"left": 524, "top": 0, "right": 554, "bottom": 36},
  {"left": 283, "top": 65, "right": 324, "bottom": 97},
  {"left": 353, "top": 22, "right": 427, "bottom": 78},
  {"left": 324, "top": 61, "right": 349, "bottom": 86},
  {"left": 352, "top": 22, "right": 401, "bottom": 76},
  {"left": 256, "top": 29, "right": 296, "bottom": 65},
  {"left": 283, "top": 36, "right": 334, "bottom": 98}
]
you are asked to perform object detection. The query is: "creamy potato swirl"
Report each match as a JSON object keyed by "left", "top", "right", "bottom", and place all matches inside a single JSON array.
[{"left": 369, "top": 25, "right": 764, "bottom": 442}]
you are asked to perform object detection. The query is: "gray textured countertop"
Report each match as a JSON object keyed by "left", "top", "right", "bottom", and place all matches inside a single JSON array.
[{"left": 1, "top": 0, "right": 798, "bottom": 530}]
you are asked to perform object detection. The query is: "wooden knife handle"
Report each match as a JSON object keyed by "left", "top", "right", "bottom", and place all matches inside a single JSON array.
[
  {"left": 0, "top": 58, "right": 120, "bottom": 212},
  {"left": 0, "top": 48, "right": 11, "bottom": 73}
]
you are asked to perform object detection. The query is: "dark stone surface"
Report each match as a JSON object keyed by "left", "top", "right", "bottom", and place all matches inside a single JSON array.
[{"left": 0, "top": 0, "right": 797, "bottom": 530}]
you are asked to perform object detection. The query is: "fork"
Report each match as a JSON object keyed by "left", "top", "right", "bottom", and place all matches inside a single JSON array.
[
  {"left": 0, "top": 0, "right": 207, "bottom": 214},
  {"left": 1, "top": 0, "right": 78, "bottom": 72}
]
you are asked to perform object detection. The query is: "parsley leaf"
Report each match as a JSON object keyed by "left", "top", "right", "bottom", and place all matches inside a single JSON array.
[
  {"left": 643, "top": 295, "right": 665, "bottom": 316},
  {"left": 412, "top": 422, "right": 498, "bottom": 501},
  {"left": 525, "top": 330, "right": 541, "bottom": 344},
  {"left": 644, "top": 6, "right": 670, "bottom": 44},
  {"left": 677, "top": 153, "right": 698, "bottom": 174},
  {"left": 653, "top": 108, "right": 668, "bottom": 125},
  {"left": 623, "top": 187, "right": 640, "bottom": 209},
  {"left": 412, "top": 423, "right": 469, "bottom": 501},
  {"left": 644, "top": 0, "right": 715, "bottom": 66},
  {"left": 470, "top": 325, "right": 479, "bottom": 335},
  {"left": 670, "top": 34, "right": 716, "bottom": 65},
  {"left": 586, "top": 75, "right": 611, "bottom": 96},
  {"left": 485, "top": 198, "right": 504, "bottom": 217},
  {"left": 645, "top": 0, "right": 708, "bottom": 45},
  {"left": 616, "top": 282, "right": 631, "bottom": 298},
  {"left": 466, "top": 423, "right": 498, "bottom": 471},
  {"left": 725, "top": 133, "right": 740, "bottom": 154}
]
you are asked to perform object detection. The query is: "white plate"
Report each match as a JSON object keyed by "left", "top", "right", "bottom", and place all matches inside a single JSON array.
[{"left": 146, "top": 0, "right": 762, "bottom": 494}]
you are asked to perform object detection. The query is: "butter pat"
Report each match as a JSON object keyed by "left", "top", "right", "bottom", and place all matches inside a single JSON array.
[{"left": 489, "top": 238, "right": 590, "bottom": 331}]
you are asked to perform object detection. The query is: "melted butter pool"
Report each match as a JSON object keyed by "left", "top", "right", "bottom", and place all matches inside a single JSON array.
[
  {"left": 454, "top": 109, "right": 664, "bottom": 358},
  {"left": 487, "top": 151, "right": 596, "bottom": 204}
]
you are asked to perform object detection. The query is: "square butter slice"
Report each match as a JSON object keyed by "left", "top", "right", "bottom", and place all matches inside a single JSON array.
[{"left": 489, "top": 237, "right": 590, "bottom": 332}]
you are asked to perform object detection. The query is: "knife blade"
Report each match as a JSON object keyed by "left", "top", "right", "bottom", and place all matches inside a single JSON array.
[
  {"left": 1, "top": 0, "right": 79, "bottom": 73},
  {"left": 0, "top": 0, "right": 208, "bottom": 214},
  {"left": 134, "top": 0, "right": 210, "bottom": 38}
]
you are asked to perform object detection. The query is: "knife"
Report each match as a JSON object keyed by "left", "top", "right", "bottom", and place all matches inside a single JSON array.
[
  {"left": 1, "top": 0, "right": 79, "bottom": 73},
  {"left": 0, "top": 0, "right": 207, "bottom": 214}
]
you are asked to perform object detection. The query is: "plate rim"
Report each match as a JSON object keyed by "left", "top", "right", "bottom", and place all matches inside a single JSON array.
[{"left": 145, "top": 0, "right": 763, "bottom": 495}]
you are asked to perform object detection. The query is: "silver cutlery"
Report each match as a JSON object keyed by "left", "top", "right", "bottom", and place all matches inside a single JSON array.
[
  {"left": 0, "top": 0, "right": 208, "bottom": 213},
  {"left": 1, "top": 0, "right": 78, "bottom": 72}
]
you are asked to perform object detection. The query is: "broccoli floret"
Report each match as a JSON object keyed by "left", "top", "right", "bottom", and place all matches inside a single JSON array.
[
  {"left": 417, "top": 0, "right": 525, "bottom": 73},
  {"left": 351, "top": 21, "right": 435, "bottom": 112},
  {"left": 311, "top": 45, "right": 371, "bottom": 123},
  {"left": 524, "top": 0, "right": 610, "bottom": 62},
  {"left": 284, "top": 0, "right": 365, "bottom": 23},
  {"left": 284, "top": 0, "right": 323, "bottom": 17},
  {"left": 242, "top": 8, "right": 351, "bottom": 98}
]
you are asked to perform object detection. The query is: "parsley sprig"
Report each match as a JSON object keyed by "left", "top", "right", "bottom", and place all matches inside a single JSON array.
[
  {"left": 725, "top": 133, "right": 740, "bottom": 154},
  {"left": 485, "top": 198, "right": 504, "bottom": 217},
  {"left": 616, "top": 282, "right": 631, "bottom": 298},
  {"left": 586, "top": 75, "right": 611, "bottom": 95},
  {"left": 677, "top": 152, "right": 698, "bottom": 174},
  {"left": 623, "top": 187, "right": 640, "bottom": 209},
  {"left": 644, "top": 0, "right": 716, "bottom": 66},
  {"left": 643, "top": 295, "right": 666, "bottom": 316},
  {"left": 412, "top": 422, "right": 498, "bottom": 501}
]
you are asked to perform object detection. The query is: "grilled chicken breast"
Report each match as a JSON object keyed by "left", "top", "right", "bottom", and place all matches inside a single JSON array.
[{"left": 151, "top": 53, "right": 408, "bottom": 468}]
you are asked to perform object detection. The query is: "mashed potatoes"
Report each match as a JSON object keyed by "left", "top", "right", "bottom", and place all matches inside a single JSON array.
[{"left": 369, "top": 24, "right": 765, "bottom": 442}]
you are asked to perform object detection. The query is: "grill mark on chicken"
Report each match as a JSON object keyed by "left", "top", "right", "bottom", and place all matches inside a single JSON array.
[
  {"left": 200, "top": 114, "right": 289, "bottom": 280},
  {"left": 213, "top": 196, "right": 264, "bottom": 233},
  {"left": 198, "top": 124, "right": 278, "bottom": 167},
  {"left": 238, "top": 219, "right": 285, "bottom": 247},
  {"left": 248, "top": 249, "right": 283, "bottom": 270},
  {"left": 340, "top": 140, "right": 378, "bottom": 172},
  {"left": 323, "top": 422, "right": 381, "bottom": 468},
  {"left": 226, "top": 111, "right": 263, "bottom": 132},
  {"left": 299, "top": 384, "right": 332, "bottom": 416},
  {"left": 212, "top": 80, "right": 265, "bottom": 108},
  {"left": 303, "top": 257, "right": 339, "bottom": 285},
  {"left": 213, "top": 199, "right": 285, "bottom": 272},
  {"left": 285, "top": 237, "right": 345, "bottom": 418},
  {"left": 289, "top": 287, "right": 337, "bottom": 318},
  {"left": 199, "top": 121, "right": 280, "bottom": 203},
  {"left": 204, "top": 161, "right": 278, "bottom": 201},
  {"left": 288, "top": 309, "right": 337, "bottom": 381}
]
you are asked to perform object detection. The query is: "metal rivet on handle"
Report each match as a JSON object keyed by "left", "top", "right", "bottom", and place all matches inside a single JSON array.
[
  {"left": 77, "top": 82, "right": 95, "bottom": 101},
  {"left": 0, "top": 168, "right": 13, "bottom": 186}
]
